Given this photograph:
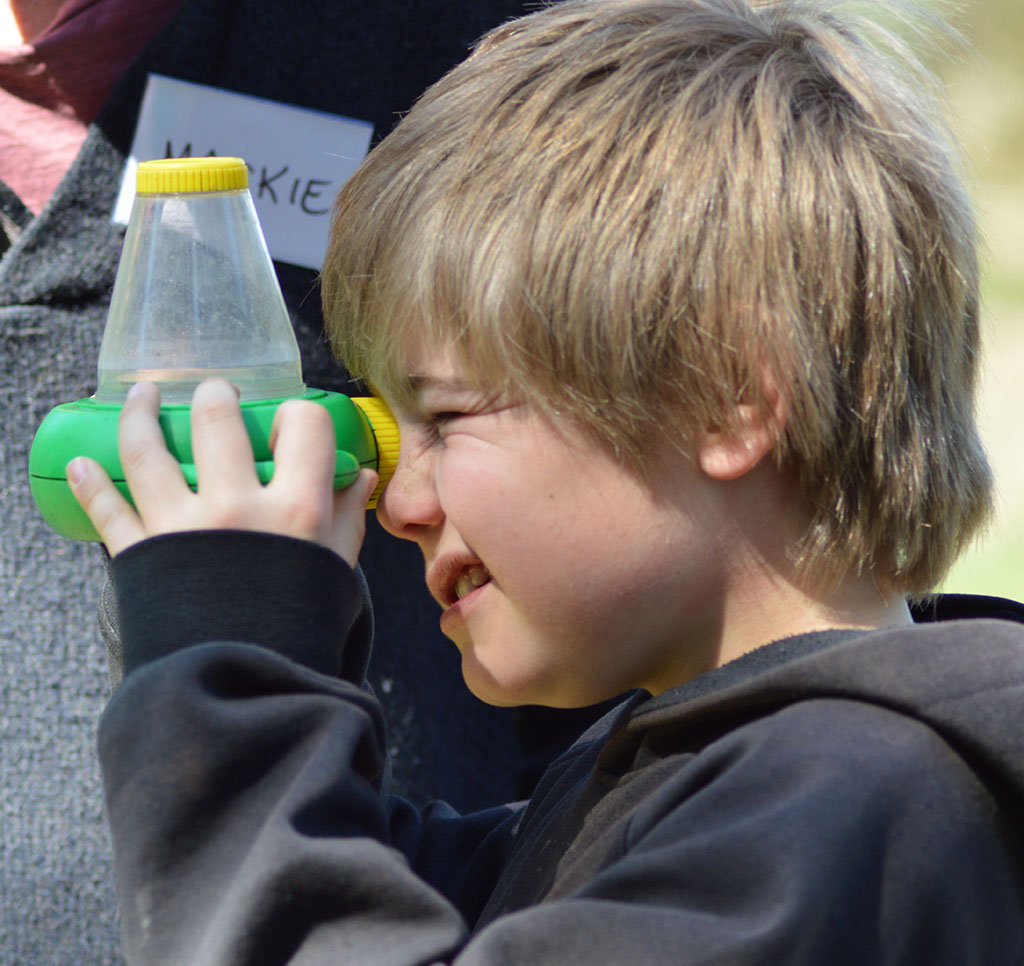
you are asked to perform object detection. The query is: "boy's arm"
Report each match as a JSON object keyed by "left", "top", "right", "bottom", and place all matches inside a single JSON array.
[{"left": 96, "top": 532, "right": 495, "bottom": 963}]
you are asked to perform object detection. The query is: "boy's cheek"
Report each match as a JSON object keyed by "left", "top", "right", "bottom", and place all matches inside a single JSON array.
[
  {"left": 436, "top": 446, "right": 559, "bottom": 514},
  {"left": 434, "top": 458, "right": 504, "bottom": 519}
]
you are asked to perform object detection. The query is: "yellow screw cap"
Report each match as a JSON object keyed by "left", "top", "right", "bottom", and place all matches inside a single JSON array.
[
  {"left": 351, "top": 396, "right": 400, "bottom": 509},
  {"left": 136, "top": 157, "right": 249, "bottom": 194}
]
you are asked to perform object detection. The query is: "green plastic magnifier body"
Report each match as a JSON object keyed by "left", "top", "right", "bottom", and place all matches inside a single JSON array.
[{"left": 29, "top": 389, "right": 392, "bottom": 542}]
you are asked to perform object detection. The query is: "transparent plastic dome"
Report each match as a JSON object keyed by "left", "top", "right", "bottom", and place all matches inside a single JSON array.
[{"left": 96, "top": 158, "right": 305, "bottom": 404}]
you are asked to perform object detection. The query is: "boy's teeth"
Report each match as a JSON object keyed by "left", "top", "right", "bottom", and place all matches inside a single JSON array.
[{"left": 455, "top": 565, "right": 490, "bottom": 601}]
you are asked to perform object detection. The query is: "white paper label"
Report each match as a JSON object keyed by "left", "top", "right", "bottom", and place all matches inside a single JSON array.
[{"left": 113, "top": 74, "right": 374, "bottom": 270}]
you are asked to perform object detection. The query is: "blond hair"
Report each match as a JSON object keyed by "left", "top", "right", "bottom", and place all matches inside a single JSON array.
[{"left": 322, "top": 0, "right": 991, "bottom": 594}]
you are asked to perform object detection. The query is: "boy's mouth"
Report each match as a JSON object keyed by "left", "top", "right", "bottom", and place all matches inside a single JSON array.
[
  {"left": 428, "top": 554, "right": 493, "bottom": 609},
  {"left": 453, "top": 564, "right": 491, "bottom": 602}
]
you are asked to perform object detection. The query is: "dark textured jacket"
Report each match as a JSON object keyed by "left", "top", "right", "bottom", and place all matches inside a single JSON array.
[
  {"left": 100, "top": 530, "right": 1024, "bottom": 965},
  {"left": 0, "top": 3, "right": 578, "bottom": 962}
]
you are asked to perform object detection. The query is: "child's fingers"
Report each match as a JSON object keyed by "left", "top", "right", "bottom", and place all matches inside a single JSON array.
[
  {"left": 268, "top": 402, "right": 375, "bottom": 562},
  {"left": 66, "top": 457, "right": 147, "bottom": 556},
  {"left": 329, "top": 469, "right": 377, "bottom": 567},
  {"left": 118, "top": 382, "right": 193, "bottom": 524},
  {"left": 189, "top": 379, "right": 259, "bottom": 494},
  {"left": 93, "top": 380, "right": 370, "bottom": 558},
  {"left": 265, "top": 399, "right": 339, "bottom": 534}
]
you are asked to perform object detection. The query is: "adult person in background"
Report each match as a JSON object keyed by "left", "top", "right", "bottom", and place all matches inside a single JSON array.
[{"left": 1, "top": 1, "right": 606, "bottom": 961}]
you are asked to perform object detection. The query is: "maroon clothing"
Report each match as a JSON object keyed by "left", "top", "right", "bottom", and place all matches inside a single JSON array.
[{"left": 0, "top": 0, "right": 182, "bottom": 210}]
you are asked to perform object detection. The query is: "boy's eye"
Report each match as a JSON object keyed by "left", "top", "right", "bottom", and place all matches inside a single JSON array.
[{"left": 427, "top": 411, "right": 467, "bottom": 430}]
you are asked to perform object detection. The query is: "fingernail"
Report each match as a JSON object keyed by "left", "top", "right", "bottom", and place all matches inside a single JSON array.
[
  {"left": 127, "top": 382, "right": 147, "bottom": 400},
  {"left": 66, "top": 457, "right": 88, "bottom": 485}
]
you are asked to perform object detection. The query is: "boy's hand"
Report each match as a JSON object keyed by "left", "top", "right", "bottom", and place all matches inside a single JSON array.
[{"left": 67, "top": 379, "right": 376, "bottom": 566}]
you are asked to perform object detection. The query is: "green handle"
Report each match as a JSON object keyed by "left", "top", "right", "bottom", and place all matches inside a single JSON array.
[
  {"left": 28, "top": 389, "right": 385, "bottom": 542},
  {"left": 177, "top": 451, "right": 362, "bottom": 489}
]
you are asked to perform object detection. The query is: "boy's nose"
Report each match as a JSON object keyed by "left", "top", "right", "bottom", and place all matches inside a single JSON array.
[{"left": 375, "top": 445, "right": 443, "bottom": 541}]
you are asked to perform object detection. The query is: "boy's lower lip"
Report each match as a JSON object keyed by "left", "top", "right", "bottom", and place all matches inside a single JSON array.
[{"left": 440, "top": 580, "right": 489, "bottom": 634}]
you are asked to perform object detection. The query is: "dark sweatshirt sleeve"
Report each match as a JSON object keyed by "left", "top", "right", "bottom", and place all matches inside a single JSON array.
[
  {"left": 100, "top": 530, "right": 517, "bottom": 963},
  {"left": 108, "top": 529, "right": 372, "bottom": 681}
]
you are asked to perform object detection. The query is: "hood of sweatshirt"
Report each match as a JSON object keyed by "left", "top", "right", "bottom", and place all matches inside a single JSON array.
[{"left": 599, "top": 594, "right": 1024, "bottom": 810}]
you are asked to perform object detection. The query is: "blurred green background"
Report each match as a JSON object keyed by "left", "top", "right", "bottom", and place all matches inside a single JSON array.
[{"left": 936, "top": 0, "right": 1024, "bottom": 600}]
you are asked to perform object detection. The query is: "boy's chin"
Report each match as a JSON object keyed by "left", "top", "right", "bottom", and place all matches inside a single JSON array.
[
  {"left": 459, "top": 653, "right": 534, "bottom": 707},
  {"left": 458, "top": 650, "right": 600, "bottom": 709}
]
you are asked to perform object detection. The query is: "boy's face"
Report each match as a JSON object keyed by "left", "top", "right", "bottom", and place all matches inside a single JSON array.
[{"left": 375, "top": 339, "right": 735, "bottom": 707}]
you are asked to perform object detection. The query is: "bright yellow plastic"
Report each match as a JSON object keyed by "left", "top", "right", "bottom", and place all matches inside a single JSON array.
[
  {"left": 352, "top": 396, "right": 400, "bottom": 507},
  {"left": 136, "top": 157, "right": 249, "bottom": 194}
]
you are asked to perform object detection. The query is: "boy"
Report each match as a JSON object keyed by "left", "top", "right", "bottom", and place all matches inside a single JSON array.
[{"left": 70, "top": 0, "right": 1024, "bottom": 962}]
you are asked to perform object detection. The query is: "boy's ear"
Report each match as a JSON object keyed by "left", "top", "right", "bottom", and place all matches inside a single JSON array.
[{"left": 697, "top": 372, "right": 787, "bottom": 482}]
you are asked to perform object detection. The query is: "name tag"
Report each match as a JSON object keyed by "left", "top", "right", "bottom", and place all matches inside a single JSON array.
[{"left": 113, "top": 74, "right": 374, "bottom": 270}]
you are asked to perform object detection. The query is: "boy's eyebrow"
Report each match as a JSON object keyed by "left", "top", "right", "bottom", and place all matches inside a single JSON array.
[{"left": 406, "top": 374, "right": 478, "bottom": 394}]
